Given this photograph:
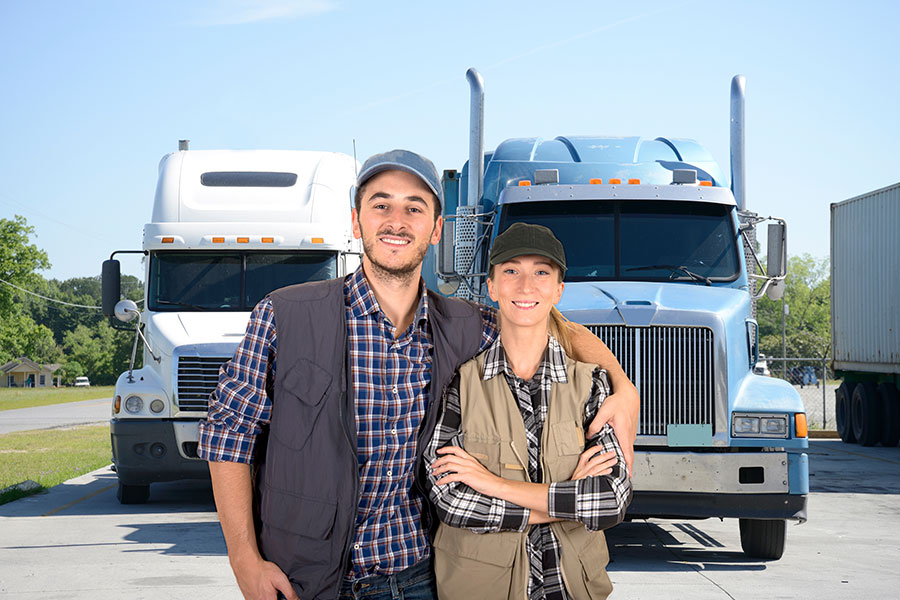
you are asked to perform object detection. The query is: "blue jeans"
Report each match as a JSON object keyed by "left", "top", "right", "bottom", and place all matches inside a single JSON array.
[{"left": 338, "top": 558, "right": 437, "bottom": 600}]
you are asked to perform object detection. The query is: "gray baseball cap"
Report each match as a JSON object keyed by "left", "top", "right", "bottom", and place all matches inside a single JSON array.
[{"left": 357, "top": 149, "right": 443, "bottom": 208}]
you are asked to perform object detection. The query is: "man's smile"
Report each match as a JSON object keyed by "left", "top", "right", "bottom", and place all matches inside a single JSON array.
[{"left": 379, "top": 235, "right": 412, "bottom": 246}]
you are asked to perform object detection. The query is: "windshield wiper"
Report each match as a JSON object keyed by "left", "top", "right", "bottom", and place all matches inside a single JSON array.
[
  {"left": 626, "top": 264, "right": 712, "bottom": 286},
  {"left": 155, "top": 300, "right": 216, "bottom": 310}
]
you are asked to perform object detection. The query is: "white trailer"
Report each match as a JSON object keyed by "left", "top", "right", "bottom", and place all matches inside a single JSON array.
[
  {"left": 831, "top": 182, "right": 900, "bottom": 447},
  {"left": 102, "top": 143, "right": 360, "bottom": 503}
]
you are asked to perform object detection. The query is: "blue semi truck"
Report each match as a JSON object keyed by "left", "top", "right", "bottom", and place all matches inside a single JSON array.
[{"left": 425, "top": 69, "right": 808, "bottom": 560}]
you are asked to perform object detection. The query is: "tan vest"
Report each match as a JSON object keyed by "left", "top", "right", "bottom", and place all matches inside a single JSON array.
[{"left": 433, "top": 352, "right": 613, "bottom": 600}]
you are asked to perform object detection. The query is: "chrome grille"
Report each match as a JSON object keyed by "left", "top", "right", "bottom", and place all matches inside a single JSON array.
[
  {"left": 176, "top": 356, "right": 230, "bottom": 411},
  {"left": 588, "top": 325, "right": 715, "bottom": 436}
]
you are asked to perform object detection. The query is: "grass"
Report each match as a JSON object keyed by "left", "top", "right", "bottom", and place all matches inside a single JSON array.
[
  {"left": 0, "top": 424, "right": 111, "bottom": 504},
  {"left": 0, "top": 386, "right": 115, "bottom": 411}
]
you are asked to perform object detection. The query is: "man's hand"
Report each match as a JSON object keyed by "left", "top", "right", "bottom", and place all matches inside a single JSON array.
[
  {"left": 587, "top": 387, "right": 639, "bottom": 477},
  {"left": 431, "top": 446, "right": 504, "bottom": 497},
  {"left": 571, "top": 447, "right": 618, "bottom": 481},
  {"left": 230, "top": 552, "right": 298, "bottom": 600},
  {"left": 208, "top": 461, "right": 298, "bottom": 600}
]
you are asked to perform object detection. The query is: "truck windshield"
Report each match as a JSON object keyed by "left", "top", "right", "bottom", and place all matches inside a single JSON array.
[
  {"left": 148, "top": 251, "right": 338, "bottom": 311},
  {"left": 499, "top": 200, "right": 739, "bottom": 282}
]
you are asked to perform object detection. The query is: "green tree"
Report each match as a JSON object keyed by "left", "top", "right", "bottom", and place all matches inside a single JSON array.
[
  {"left": 0, "top": 215, "right": 50, "bottom": 316},
  {"left": 758, "top": 253, "right": 830, "bottom": 358},
  {"left": 63, "top": 323, "right": 116, "bottom": 385}
]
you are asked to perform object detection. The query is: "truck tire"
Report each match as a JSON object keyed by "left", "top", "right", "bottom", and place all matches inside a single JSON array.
[
  {"left": 739, "top": 518, "right": 786, "bottom": 560},
  {"left": 851, "top": 382, "right": 881, "bottom": 446},
  {"left": 117, "top": 482, "right": 150, "bottom": 504},
  {"left": 878, "top": 383, "right": 900, "bottom": 447},
  {"left": 835, "top": 382, "right": 856, "bottom": 443}
]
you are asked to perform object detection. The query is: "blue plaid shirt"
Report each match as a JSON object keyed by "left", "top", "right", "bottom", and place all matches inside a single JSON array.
[{"left": 199, "top": 266, "right": 498, "bottom": 579}]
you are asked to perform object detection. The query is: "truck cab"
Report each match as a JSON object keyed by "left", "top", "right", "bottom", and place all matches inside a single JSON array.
[
  {"left": 427, "top": 71, "right": 808, "bottom": 559},
  {"left": 102, "top": 145, "right": 360, "bottom": 503}
]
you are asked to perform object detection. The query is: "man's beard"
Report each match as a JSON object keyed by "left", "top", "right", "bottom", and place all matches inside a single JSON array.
[{"left": 360, "top": 225, "right": 432, "bottom": 286}]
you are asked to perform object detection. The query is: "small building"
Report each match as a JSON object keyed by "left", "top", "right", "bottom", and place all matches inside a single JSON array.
[{"left": 0, "top": 357, "right": 62, "bottom": 388}]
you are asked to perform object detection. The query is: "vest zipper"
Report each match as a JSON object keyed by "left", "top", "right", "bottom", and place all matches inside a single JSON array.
[{"left": 338, "top": 350, "right": 359, "bottom": 585}]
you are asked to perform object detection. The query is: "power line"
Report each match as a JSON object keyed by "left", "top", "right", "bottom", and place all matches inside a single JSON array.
[{"left": 0, "top": 277, "right": 101, "bottom": 310}]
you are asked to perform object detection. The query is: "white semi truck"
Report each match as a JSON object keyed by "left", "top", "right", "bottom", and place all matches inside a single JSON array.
[
  {"left": 102, "top": 142, "right": 360, "bottom": 503},
  {"left": 832, "top": 183, "right": 900, "bottom": 447}
]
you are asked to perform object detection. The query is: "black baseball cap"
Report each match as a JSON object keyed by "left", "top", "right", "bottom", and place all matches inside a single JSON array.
[
  {"left": 357, "top": 149, "right": 443, "bottom": 209},
  {"left": 489, "top": 222, "right": 567, "bottom": 275}
]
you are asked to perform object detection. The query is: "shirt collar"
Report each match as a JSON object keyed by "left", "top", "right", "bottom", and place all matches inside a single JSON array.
[
  {"left": 482, "top": 334, "right": 568, "bottom": 384},
  {"left": 347, "top": 265, "right": 429, "bottom": 329}
]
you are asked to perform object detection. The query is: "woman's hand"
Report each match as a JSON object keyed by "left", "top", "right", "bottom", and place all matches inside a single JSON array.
[
  {"left": 431, "top": 446, "right": 504, "bottom": 497},
  {"left": 571, "top": 447, "right": 618, "bottom": 481}
]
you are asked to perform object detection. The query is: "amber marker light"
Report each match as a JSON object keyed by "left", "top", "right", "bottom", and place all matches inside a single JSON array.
[
  {"left": 311, "top": 237, "right": 324, "bottom": 244},
  {"left": 699, "top": 181, "right": 713, "bottom": 186},
  {"left": 628, "top": 178, "right": 641, "bottom": 184},
  {"left": 589, "top": 178, "right": 603, "bottom": 184},
  {"left": 161, "top": 237, "right": 174, "bottom": 243},
  {"left": 212, "top": 237, "right": 225, "bottom": 243},
  {"left": 237, "top": 237, "right": 249, "bottom": 243},
  {"left": 261, "top": 237, "right": 274, "bottom": 243},
  {"left": 795, "top": 413, "right": 808, "bottom": 438},
  {"left": 518, "top": 180, "right": 532, "bottom": 186},
  {"left": 609, "top": 178, "right": 622, "bottom": 184},
  {"left": 114, "top": 395, "right": 121, "bottom": 414}
]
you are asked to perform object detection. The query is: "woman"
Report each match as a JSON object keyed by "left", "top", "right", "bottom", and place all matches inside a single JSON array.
[{"left": 424, "top": 222, "right": 632, "bottom": 600}]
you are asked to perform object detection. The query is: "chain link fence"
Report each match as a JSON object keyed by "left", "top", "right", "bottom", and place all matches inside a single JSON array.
[{"left": 762, "top": 357, "right": 835, "bottom": 431}]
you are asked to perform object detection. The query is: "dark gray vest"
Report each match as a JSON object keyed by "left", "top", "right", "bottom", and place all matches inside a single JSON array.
[{"left": 255, "top": 277, "right": 484, "bottom": 600}]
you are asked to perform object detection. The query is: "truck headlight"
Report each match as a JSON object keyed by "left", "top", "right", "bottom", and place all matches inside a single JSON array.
[
  {"left": 732, "top": 413, "right": 788, "bottom": 438},
  {"left": 733, "top": 416, "right": 760, "bottom": 435},
  {"left": 149, "top": 399, "right": 166, "bottom": 414},
  {"left": 124, "top": 395, "right": 144, "bottom": 414}
]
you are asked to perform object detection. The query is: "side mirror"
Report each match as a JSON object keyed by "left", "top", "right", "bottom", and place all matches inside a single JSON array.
[
  {"left": 766, "top": 222, "right": 786, "bottom": 279},
  {"left": 766, "top": 278, "right": 785, "bottom": 301},
  {"left": 114, "top": 299, "right": 140, "bottom": 322},
  {"left": 434, "top": 220, "right": 460, "bottom": 295},
  {"left": 102, "top": 259, "right": 121, "bottom": 316},
  {"left": 435, "top": 220, "right": 455, "bottom": 278}
]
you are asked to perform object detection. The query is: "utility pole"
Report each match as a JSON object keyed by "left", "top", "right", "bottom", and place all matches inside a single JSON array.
[{"left": 782, "top": 299, "right": 788, "bottom": 378}]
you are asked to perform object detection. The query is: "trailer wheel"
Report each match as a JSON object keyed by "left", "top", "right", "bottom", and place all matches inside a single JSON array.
[
  {"left": 878, "top": 383, "right": 900, "bottom": 447},
  {"left": 739, "top": 518, "right": 786, "bottom": 560},
  {"left": 851, "top": 382, "right": 881, "bottom": 446},
  {"left": 835, "top": 382, "right": 856, "bottom": 443},
  {"left": 117, "top": 482, "right": 150, "bottom": 504}
]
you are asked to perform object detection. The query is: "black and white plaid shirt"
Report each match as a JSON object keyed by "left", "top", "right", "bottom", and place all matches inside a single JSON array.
[{"left": 425, "top": 335, "right": 632, "bottom": 600}]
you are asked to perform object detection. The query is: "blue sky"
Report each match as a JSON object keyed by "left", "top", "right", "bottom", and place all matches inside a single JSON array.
[{"left": 1, "top": 0, "right": 898, "bottom": 281}]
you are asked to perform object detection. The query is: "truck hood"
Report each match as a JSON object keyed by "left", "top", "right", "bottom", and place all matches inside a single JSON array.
[
  {"left": 557, "top": 281, "right": 748, "bottom": 326},
  {"left": 143, "top": 311, "right": 251, "bottom": 357}
]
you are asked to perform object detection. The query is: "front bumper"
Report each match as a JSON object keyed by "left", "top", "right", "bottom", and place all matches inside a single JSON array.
[
  {"left": 628, "top": 449, "right": 808, "bottom": 521},
  {"left": 110, "top": 418, "right": 209, "bottom": 486}
]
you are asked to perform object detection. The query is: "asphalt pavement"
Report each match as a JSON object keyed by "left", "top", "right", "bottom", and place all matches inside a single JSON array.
[
  {"left": 0, "top": 440, "right": 898, "bottom": 599},
  {"left": 0, "top": 397, "right": 111, "bottom": 434}
]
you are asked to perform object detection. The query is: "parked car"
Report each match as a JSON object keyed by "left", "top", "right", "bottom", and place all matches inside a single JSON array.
[
  {"left": 790, "top": 366, "right": 818, "bottom": 388},
  {"left": 74, "top": 376, "right": 91, "bottom": 387}
]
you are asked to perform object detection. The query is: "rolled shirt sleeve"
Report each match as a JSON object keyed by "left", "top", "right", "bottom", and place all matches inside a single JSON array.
[{"left": 197, "top": 298, "right": 277, "bottom": 464}]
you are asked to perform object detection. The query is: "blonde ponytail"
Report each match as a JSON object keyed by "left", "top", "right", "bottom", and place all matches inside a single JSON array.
[{"left": 549, "top": 306, "right": 574, "bottom": 357}]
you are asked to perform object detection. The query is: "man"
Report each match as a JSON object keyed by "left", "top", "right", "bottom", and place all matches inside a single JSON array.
[{"left": 199, "top": 150, "right": 639, "bottom": 600}]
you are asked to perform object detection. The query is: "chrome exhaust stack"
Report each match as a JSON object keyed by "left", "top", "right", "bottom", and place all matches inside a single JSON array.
[
  {"left": 730, "top": 75, "right": 746, "bottom": 211},
  {"left": 466, "top": 68, "right": 484, "bottom": 207}
]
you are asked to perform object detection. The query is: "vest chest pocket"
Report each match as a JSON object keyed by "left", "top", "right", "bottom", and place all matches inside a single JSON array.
[
  {"left": 271, "top": 358, "right": 333, "bottom": 450},
  {"left": 549, "top": 420, "right": 585, "bottom": 480},
  {"left": 461, "top": 437, "right": 501, "bottom": 478}
]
